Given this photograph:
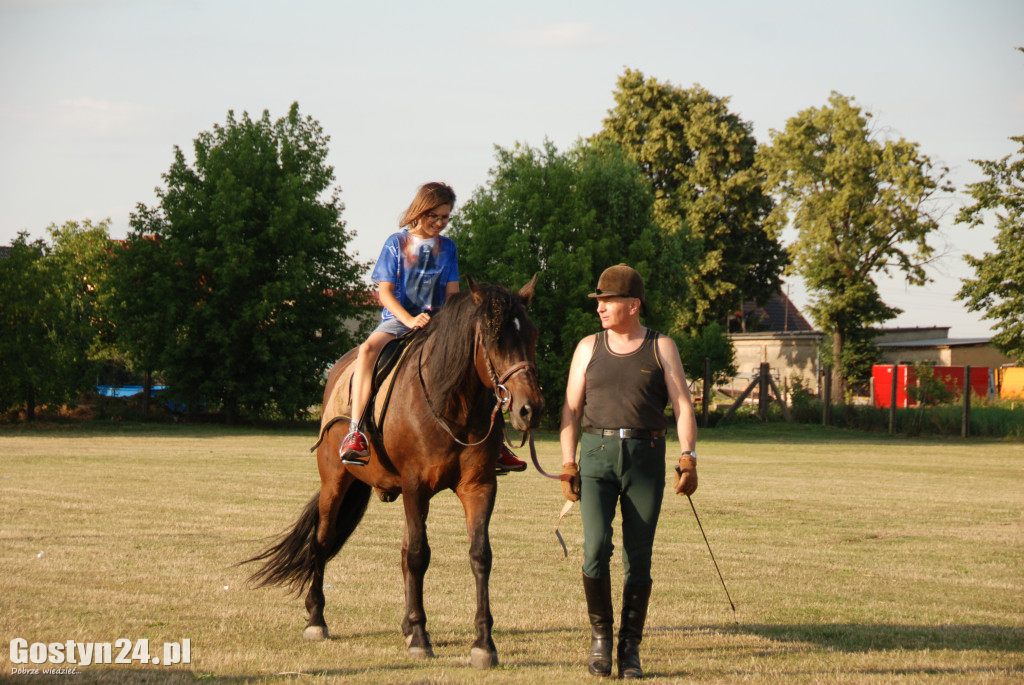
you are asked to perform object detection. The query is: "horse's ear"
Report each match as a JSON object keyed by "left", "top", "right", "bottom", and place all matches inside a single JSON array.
[
  {"left": 468, "top": 275, "right": 486, "bottom": 304},
  {"left": 518, "top": 273, "right": 539, "bottom": 304}
]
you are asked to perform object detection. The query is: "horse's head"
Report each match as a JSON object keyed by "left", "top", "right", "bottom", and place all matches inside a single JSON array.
[{"left": 468, "top": 275, "right": 545, "bottom": 431}]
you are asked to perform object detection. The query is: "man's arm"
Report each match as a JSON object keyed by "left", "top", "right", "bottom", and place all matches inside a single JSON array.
[
  {"left": 658, "top": 335, "right": 699, "bottom": 496},
  {"left": 658, "top": 334, "right": 697, "bottom": 453},
  {"left": 559, "top": 334, "right": 596, "bottom": 467}
]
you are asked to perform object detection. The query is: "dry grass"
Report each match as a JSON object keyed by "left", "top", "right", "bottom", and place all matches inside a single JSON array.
[{"left": 1, "top": 422, "right": 1022, "bottom": 683}]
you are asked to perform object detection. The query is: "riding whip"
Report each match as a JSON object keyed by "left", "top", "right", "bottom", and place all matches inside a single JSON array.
[{"left": 687, "top": 494, "right": 736, "bottom": 621}]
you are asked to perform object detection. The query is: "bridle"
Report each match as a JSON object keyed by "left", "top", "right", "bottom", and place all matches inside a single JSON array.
[{"left": 418, "top": 325, "right": 537, "bottom": 448}]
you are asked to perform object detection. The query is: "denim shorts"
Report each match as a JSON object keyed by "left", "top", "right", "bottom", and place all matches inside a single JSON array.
[{"left": 374, "top": 317, "right": 412, "bottom": 337}]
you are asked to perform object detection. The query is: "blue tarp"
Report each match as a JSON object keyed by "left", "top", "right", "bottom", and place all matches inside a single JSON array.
[{"left": 95, "top": 385, "right": 166, "bottom": 398}]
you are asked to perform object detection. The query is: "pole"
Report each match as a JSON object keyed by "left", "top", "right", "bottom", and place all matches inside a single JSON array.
[
  {"left": 889, "top": 363, "right": 898, "bottom": 435},
  {"left": 962, "top": 365, "right": 971, "bottom": 439},
  {"left": 702, "top": 356, "right": 711, "bottom": 428},
  {"left": 822, "top": 364, "right": 832, "bottom": 427},
  {"left": 758, "top": 362, "right": 770, "bottom": 421}
]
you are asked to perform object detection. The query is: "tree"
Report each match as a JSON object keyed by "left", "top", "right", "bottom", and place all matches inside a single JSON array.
[
  {"left": 449, "top": 139, "right": 691, "bottom": 423},
  {"left": 673, "top": 321, "right": 737, "bottom": 386},
  {"left": 0, "top": 234, "right": 50, "bottom": 418},
  {"left": 0, "top": 220, "right": 111, "bottom": 419},
  {"left": 599, "top": 69, "right": 787, "bottom": 331},
  {"left": 103, "top": 215, "right": 176, "bottom": 413},
  {"left": 127, "top": 104, "right": 369, "bottom": 420},
  {"left": 759, "top": 92, "right": 952, "bottom": 403},
  {"left": 955, "top": 134, "right": 1024, "bottom": 364}
]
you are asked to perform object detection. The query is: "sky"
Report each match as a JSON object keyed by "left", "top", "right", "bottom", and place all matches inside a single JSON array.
[{"left": 1, "top": 0, "right": 1022, "bottom": 338}]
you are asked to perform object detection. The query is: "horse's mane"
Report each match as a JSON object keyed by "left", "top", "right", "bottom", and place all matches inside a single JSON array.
[{"left": 408, "top": 282, "right": 523, "bottom": 413}]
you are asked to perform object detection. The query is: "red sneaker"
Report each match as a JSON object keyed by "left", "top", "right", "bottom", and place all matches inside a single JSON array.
[
  {"left": 497, "top": 444, "right": 527, "bottom": 472},
  {"left": 340, "top": 430, "right": 370, "bottom": 465}
]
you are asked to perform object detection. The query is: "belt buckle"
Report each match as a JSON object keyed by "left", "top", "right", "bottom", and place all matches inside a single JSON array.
[{"left": 619, "top": 428, "right": 628, "bottom": 439}]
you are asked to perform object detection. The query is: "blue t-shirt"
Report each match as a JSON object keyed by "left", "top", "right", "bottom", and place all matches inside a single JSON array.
[{"left": 370, "top": 230, "right": 459, "bottom": 321}]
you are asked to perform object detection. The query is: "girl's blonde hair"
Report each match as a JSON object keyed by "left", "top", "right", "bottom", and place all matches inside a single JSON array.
[{"left": 400, "top": 182, "right": 456, "bottom": 228}]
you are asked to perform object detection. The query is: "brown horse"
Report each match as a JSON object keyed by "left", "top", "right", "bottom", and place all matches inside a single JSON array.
[{"left": 241, "top": 276, "right": 544, "bottom": 669}]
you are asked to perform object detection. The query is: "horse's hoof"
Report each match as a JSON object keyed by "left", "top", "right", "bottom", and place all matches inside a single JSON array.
[
  {"left": 407, "top": 645, "right": 434, "bottom": 659},
  {"left": 405, "top": 631, "right": 433, "bottom": 659},
  {"left": 470, "top": 647, "right": 499, "bottom": 669},
  {"left": 303, "top": 625, "right": 328, "bottom": 641}
]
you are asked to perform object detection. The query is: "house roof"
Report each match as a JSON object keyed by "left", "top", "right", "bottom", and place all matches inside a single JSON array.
[
  {"left": 877, "top": 337, "right": 994, "bottom": 349},
  {"left": 741, "top": 292, "right": 814, "bottom": 332}
]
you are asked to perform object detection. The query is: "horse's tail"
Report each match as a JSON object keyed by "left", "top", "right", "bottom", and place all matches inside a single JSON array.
[{"left": 239, "top": 481, "right": 372, "bottom": 596}]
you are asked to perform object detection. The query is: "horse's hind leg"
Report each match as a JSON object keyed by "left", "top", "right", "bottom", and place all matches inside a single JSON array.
[
  {"left": 400, "top": 486, "right": 434, "bottom": 659},
  {"left": 304, "top": 472, "right": 372, "bottom": 641},
  {"left": 458, "top": 478, "right": 498, "bottom": 669}
]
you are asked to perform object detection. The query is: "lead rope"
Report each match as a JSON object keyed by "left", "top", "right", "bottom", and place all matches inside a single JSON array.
[{"left": 527, "top": 432, "right": 576, "bottom": 557}]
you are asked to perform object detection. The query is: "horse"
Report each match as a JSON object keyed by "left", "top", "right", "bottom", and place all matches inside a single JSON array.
[{"left": 241, "top": 276, "right": 544, "bottom": 669}]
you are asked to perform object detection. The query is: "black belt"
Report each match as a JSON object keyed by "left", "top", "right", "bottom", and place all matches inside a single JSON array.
[{"left": 583, "top": 427, "right": 666, "bottom": 440}]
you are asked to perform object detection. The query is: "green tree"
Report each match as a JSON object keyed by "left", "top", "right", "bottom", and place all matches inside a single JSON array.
[
  {"left": 818, "top": 327, "right": 881, "bottom": 398},
  {"left": 599, "top": 69, "right": 787, "bottom": 331},
  {"left": 103, "top": 214, "right": 176, "bottom": 413},
  {"left": 759, "top": 92, "right": 951, "bottom": 403},
  {"left": 673, "top": 321, "right": 737, "bottom": 386},
  {"left": 0, "top": 220, "right": 111, "bottom": 419},
  {"left": 128, "top": 103, "right": 369, "bottom": 420},
  {"left": 955, "top": 134, "right": 1024, "bottom": 364},
  {"left": 449, "top": 139, "right": 691, "bottom": 423},
  {"left": 0, "top": 234, "right": 50, "bottom": 418}
]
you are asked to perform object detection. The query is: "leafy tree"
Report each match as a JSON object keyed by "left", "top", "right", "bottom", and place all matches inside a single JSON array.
[
  {"left": 449, "top": 139, "right": 691, "bottom": 423},
  {"left": 0, "top": 220, "right": 111, "bottom": 419},
  {"left": 673, "top": 321, "right": 737, "bottom": 386},
  {"left": 955, "top": 134, "right": 1024, "bottom": 364},
  {"left": 599, "top": 68, "right": 787, "bottom": 331},
  {"left": 759, "top": 92, "right": 952, "bottom": 403},
  {"left": 127, "top": 103, "right": 369, "bottom": 420},
  {"left": 0, "top": 234, "right": 50, "bottom": 418},
  {"left": 103, "top": 216, "right": 176, "bottom": 413},
  {"left": 818, "top": 327, "right": 881, "bottom": 398}
]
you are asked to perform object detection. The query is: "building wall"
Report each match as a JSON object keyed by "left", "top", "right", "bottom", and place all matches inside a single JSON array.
[
  {"left": 948, "top": 346, "right": 1013, "bottom": 368},
  {"left": 878, "top": 345, "right": 1011, "bottom": 368},
  {"left": 729, "top": 333, "right": 823, "bottom": 394},
  {"left": 877, "top": 347, "right": 950, "bottom": 366},
  {"left": 873, "top": 327, "right": 950, "bottom": 344}
]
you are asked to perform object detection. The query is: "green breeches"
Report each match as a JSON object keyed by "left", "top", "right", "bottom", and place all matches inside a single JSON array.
[{"left": 578, "top": 432, "right": 665, "bottom": 584}]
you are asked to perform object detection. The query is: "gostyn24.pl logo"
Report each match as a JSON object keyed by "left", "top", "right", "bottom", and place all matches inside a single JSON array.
[{"left": 9, "top": 638, "right": 191, "bottom": 673}]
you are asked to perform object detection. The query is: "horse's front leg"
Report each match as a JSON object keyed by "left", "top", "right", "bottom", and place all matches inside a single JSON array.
[
  {"left": 458, "top": 477, "right": 498, "bottom": 669},
  {"left": 401, "top": 486, "right": 433, "bottom": 659}
]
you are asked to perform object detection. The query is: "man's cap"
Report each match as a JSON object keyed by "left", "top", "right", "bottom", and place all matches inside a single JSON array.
[{"left": 588, "top": 263, "right": 645, "bottom": 303}]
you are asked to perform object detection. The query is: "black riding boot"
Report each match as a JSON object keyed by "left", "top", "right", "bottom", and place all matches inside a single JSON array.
[
  {"left": 617, "top": 581, "right": 652, "bottom": 679},
  {"left": 582, "top": 573, "right": 613, "bottom": 676}
]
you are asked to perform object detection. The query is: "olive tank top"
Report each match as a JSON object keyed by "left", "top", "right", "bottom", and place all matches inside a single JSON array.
[{"left": 582, "top": 329, "right": 669, "bottom": 431}]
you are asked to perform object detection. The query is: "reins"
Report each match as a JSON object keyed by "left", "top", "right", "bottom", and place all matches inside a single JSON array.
[{"left": 417, "top": 328, "right": 537, "bottom": 448}]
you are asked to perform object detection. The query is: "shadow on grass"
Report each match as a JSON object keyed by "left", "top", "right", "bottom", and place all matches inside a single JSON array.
[
  {"left": 719, "top": 622, "right": 1024, "bottom": 652},
  {"left": 47, "top": 662, "right": 436, "bottom": 684}
]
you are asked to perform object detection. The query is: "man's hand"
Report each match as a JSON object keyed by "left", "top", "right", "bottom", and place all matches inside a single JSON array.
[
  {"left": 560, "top": 462, "right": 581, "bottom": 502},
  {"left": 674, "top": 455, "right": 698, "bottom": 496}
]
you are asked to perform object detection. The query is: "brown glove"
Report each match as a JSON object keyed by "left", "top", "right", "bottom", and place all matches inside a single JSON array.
[
  {"left": 560, "top": 462, "right": 581, "bottom": 502},
  {"left": 674, "top": 454, "right": 698, "bottom": 496}
]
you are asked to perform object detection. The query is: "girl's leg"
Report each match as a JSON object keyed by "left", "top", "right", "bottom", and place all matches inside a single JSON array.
[{"left": 341, "top": 331, "right": 395, "bottom": 462}]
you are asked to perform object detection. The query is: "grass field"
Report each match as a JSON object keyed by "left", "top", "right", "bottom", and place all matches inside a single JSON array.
[{"left": 1, "top": 422, "right": 1022, "bottom": 683}]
